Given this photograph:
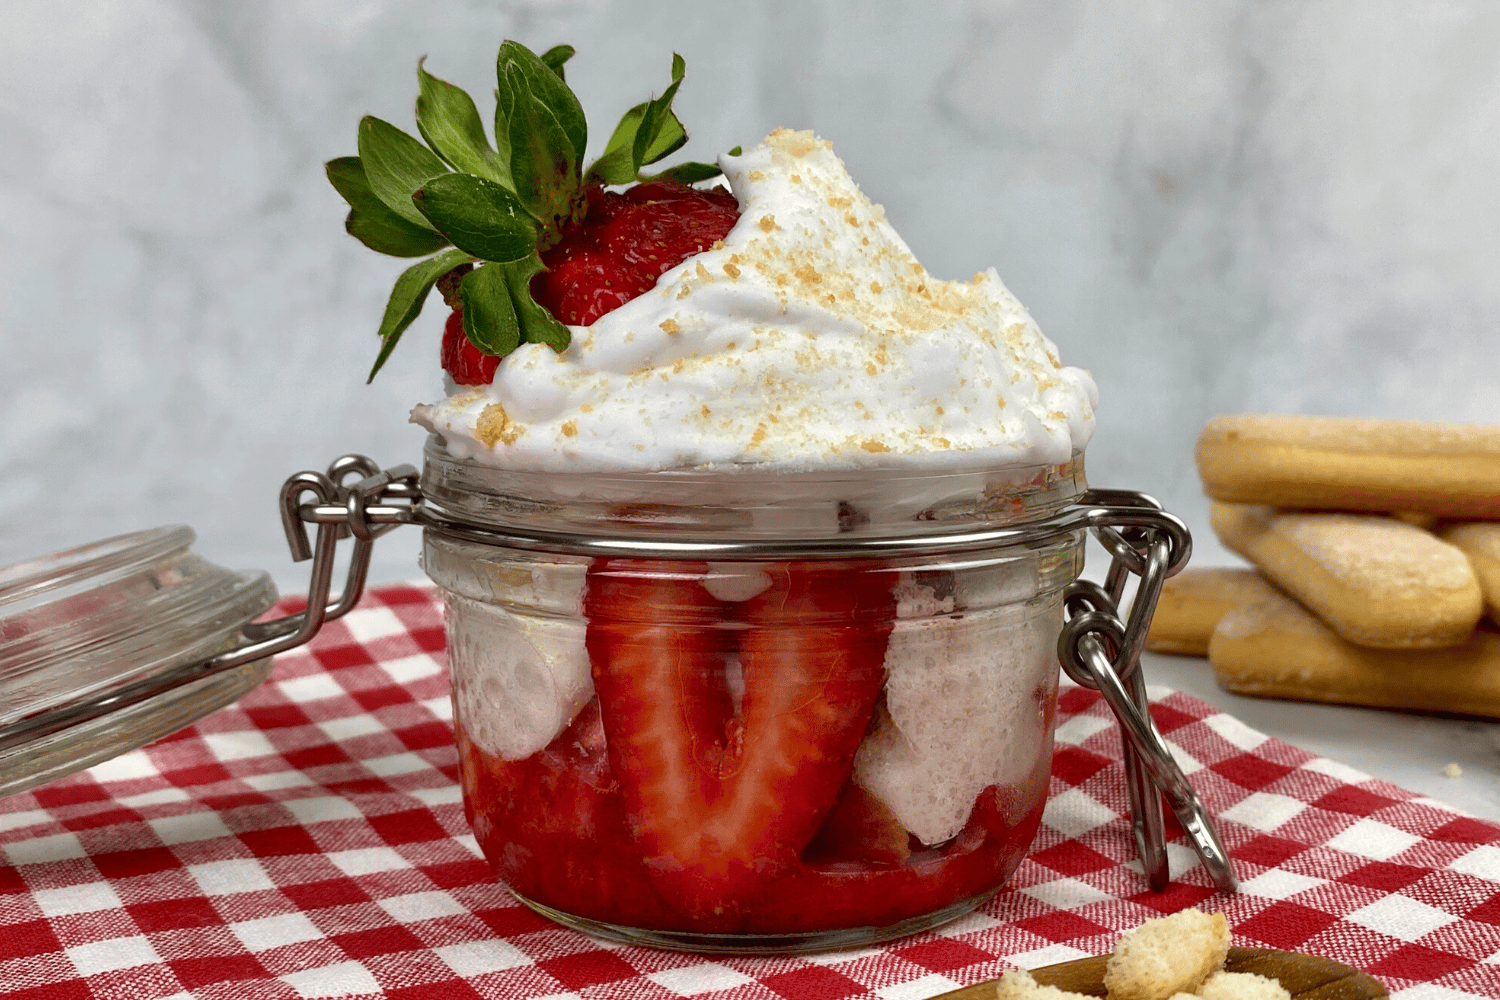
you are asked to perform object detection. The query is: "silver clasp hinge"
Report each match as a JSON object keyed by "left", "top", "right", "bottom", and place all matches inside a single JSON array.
[{"left": 1059, "top": 489, "right": 1238, "bottom": 894}]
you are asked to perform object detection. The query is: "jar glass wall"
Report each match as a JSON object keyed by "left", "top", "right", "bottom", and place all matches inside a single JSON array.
[{"left": 418, "top": 437, "right": 1087, "bottom": 951}]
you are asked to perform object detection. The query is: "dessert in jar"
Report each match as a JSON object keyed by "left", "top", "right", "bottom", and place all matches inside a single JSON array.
[{"left": 330, "top": 41, "right": 1098, "bottom": 949}]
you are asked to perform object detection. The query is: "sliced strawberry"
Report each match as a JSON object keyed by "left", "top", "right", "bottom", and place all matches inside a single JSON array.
[
  {"left": 804, "top": 778, "right": 913, "bottom": 867},
  {"left": 458, "top": 701, "right": 681, "bottom": 929},
  {"left": 744, "top": 781, "right": 1048, "bottom": 934},
  {"left": 587, "top": 559, "right": 894, "bottom": 924},
  {"left": 440, "top": 308, "right": 500, "bottom": 385}
]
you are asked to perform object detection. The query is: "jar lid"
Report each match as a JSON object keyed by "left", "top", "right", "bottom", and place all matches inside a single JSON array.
[{"left": 0, "top": 526, "right": 278, "bottom": 798}]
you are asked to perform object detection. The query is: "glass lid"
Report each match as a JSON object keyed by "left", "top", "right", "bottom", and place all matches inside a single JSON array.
[{"left": 0, "top": 526, "right": 278, "bottom": 798}]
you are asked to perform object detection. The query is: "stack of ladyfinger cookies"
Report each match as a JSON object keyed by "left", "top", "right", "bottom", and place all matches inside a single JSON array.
[{"left": 1148, "top": 413, "right": 1500, "bottom": 717}]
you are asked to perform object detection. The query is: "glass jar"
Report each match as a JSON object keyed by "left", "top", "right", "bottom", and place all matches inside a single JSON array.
[{"left": 418, "top": 436, "right": 1089, "bottom": 951}]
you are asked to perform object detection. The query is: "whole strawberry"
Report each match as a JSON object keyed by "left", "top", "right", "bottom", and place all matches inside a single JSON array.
[{"left": 327, "top": 43, "right": 740, "bottom": 384}]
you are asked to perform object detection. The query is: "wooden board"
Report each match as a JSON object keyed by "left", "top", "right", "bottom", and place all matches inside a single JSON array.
[{"left": 933, "top": 946, "right": 1387, "bottom": 999}]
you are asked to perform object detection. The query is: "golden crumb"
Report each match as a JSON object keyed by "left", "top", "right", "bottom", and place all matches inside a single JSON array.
[
  {"left": 476, "top": 403, "right": 524, "bottom": 448},
  {"left": 712, "top": 240, "right": 727, "bottom": 250},
  {"left": 748, "top": 170, "right": 764, "bottom": 181},
  {"left": 911, "top": 263, "right": 924, "bottom": 275},
  {"left": 870, "top": 281, "right": 882, "bottom": 294},
  {"left": 660, "top": 318, "right": 680, "bottom": 335},
  {"left": 861, "top": 438, "right": 891, "bottom": 453},
  {"left": 865, "top": 362, "right": 878, "bottom": 376},
  {"left": 580, "top": 403, "right": 592, "bottom": 413},
  {"left": 723, "top": 261, "right": 741, "bottom": 279},
  {"left": 794, "top": 263, "right": 822, "bottom": 284},
  {"left": 845, "top": 213, "right": 859, "bottom": 227},
  {"left": 695, "top": 262, "right": 712, "bottom": 282},
  {"left": 827, "top": 195, "right": 853, "bottom": 209},
  {"left": 768, "top": 128, "right": 819, "bottom": 157},
  {"left": 677, "top": 286, "right": 691, "bottom": 299},
  {"left": 560, "top": 420, "right": 577, "bottom": 438},
  {"left": 701, "top": 404, "right": 711, "bottom": 417},
  {"left": 791, "top": 173, "right": 802, "bottom": 184},
  {"left": 750, "top": 422, "right": 768, "bottom": 447},
  {"left": 759, "top": 214, "right": 778, "bottom": 232}
]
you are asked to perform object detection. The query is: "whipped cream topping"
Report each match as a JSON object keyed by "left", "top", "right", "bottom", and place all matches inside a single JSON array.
[{"left": 412, "top": 128, "right": 1097, "bottom": 473}]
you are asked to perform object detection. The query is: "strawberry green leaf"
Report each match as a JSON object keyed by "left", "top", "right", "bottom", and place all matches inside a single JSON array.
[
  {"left": 368, "top": 248, "right": 474, "bottom": 382},
  {"left": 358, "top": 116, "right": 451, "bottom": 230},
  {"left": 638, "top": 110, "right": 688, "bottom": 165},
  {"left": 460, "top": 262, "right": 521, "bottom": 357},
  {"left": 327, "top": 157, "right": 450, "bottom": 257},
  {"left": 587, "top": 102, "right": 687, "bottom": 184},
  {"left": 505, "top": 254, "right": 570, "bottom": 351},
  {"left": 587, "top": 103, "right": 650, "bottom": 185},
  {"left": 632, "top": 53, "right": 686, "bottom": 170},
  {"left": 415, "top": 58, "right": 509, "bottom": 186},
  {"left": 540, "top": 44, "right": 575, "bottom": 81},
  {"left": 502, "top": 41, "right": 587, "bottom": 167},
  {"left": 412, "top": 172, "right": 538, "bottom": 263},
  {"left": 645, "top": 161, "right": 724, "bottom": 185},
  {"left": 345, "top": 209, "right": 452, "bottom": 258},
  {"left": 497, "top": 81, "right": 579, "bottom": 228},
  {"left": 496, "top": 43, "right": 587, "bottom": 228}
]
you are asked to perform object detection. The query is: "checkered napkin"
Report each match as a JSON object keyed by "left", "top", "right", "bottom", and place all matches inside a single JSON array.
[{"left": 3, "top": 584, "right": 1500, "bottom": 999}]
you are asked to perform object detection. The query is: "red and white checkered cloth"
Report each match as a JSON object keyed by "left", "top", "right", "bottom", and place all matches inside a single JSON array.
[{"left": 3, "top": 583, "right": 1499, "bottom": 999}]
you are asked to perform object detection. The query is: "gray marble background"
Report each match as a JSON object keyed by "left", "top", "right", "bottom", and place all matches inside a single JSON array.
[{"left": 4, "top": 0, "right": 1499, "bottom": 593}]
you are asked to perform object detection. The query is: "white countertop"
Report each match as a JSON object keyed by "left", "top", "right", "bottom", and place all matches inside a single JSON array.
[{"left": 1140, "top": 649, "right": 1500, "bottom": 822}]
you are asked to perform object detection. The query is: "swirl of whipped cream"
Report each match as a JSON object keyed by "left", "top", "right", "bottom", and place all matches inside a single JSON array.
[{"left": 411, "top": 128, "right": 1097, "bottom": 474}]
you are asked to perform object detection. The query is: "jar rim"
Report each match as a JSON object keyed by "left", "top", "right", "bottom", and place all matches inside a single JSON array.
[{"left": 418, "top": 434, "right": 1088, "bottom": 544}]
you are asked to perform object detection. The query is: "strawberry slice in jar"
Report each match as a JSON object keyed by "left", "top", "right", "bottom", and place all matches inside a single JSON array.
[{"left": 585, "top": 559, "right": 894, "bottom": 929}]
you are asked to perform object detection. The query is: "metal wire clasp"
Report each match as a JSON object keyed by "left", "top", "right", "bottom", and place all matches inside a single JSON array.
[
  {"left": 1058, "top": 490, "right": 1238, "bottom": 894},
  {"left": 249, "top": 453, "right": 420, "bottom": 651}
]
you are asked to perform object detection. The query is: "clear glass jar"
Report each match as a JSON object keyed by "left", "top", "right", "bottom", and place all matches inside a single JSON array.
[{"left": 419, "top": 437, "right": 1087, "bottom": 952}]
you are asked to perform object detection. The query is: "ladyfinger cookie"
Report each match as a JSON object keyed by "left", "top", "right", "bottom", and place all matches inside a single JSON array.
[
  {"left": 1210, "top": 594, "right": 1500, "bottom": 719},
  {"left": 1210, "top": 502, "right": 1482, "bottom": 648},
  {"left": 1145, "top": 567, "right": 1280, "bottom": 657},
  {"left": 1440, "top": 522, "right": 1500, "bottom": 623},
  {"left": 1197, "top": 414, "right": 1500, "bottom": 518}
]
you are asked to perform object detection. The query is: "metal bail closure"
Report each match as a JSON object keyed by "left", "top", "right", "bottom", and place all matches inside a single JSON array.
[{"left": 1058, "top": 492, "right": 1239, "bottom": 895}]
